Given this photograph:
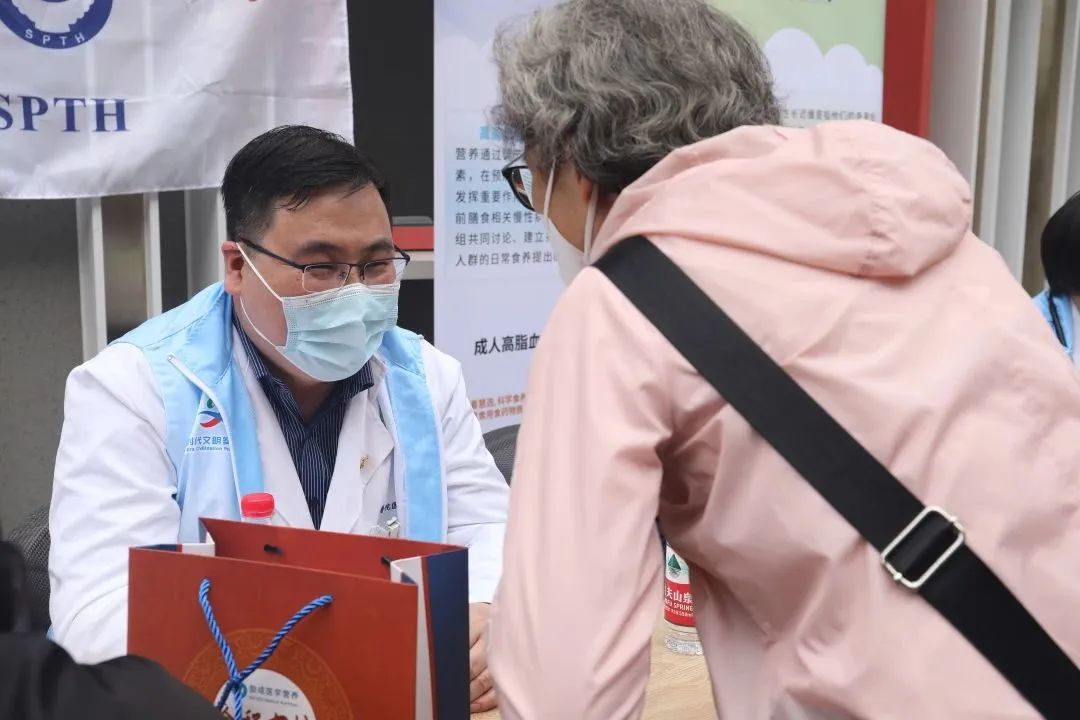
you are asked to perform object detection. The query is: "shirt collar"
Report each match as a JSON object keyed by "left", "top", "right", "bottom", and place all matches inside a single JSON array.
[{"left": 231, "top": 312, "right": 374, "bottom": 399}]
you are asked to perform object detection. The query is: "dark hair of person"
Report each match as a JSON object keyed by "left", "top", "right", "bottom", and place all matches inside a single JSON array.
[
  {"left": 221, "top": 125, "right": 390, "bottom": 243},
  {"left": 1041, "top": 191, "right": 1080, "bottom": 296}
]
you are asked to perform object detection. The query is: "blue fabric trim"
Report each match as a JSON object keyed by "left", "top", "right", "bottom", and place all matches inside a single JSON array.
[
  {"left": 381, "top": 329, "right": 445, "bottom": 542},
  {"left": 1033, "top": 290, "right": 1075, "bottom": 356},
  {"left": 114, "top": 284, "right": 263, "bottom": 539},
  {"left": 115, "top": 285, "right": 226, "bottom": 478}
]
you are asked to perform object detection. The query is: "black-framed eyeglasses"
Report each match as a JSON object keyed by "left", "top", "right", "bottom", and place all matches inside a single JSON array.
[
  {"left": 502, "top": 163, "right": 536, "bottom": 212},
  {"left": 237, "top": 238, "right": 411, "bottom": 293}
]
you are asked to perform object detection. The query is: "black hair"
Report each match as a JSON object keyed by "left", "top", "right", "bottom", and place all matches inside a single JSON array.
[
  {"left": 221, "top": 125, "right": 390, "bottom": 242},
  {"left": 1041, "top": 191, "right": 1080, "bottom": 296}
]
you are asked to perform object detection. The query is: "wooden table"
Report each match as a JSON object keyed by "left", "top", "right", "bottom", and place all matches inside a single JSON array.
[{"left": 476, "top": 621, "right": 716, "bottom": 719}]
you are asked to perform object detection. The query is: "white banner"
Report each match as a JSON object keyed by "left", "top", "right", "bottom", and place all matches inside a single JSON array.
[
  {"left": 434, "top": 0, "right": 560, "bottom": 434},
  {"left": 0, "top": 0, "right": 352, "bottom": 199}
]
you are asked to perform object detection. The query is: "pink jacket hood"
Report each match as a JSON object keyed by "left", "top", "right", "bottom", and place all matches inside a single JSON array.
[{"left": 595, "top": 121, "right": 974, "bottom": 280}]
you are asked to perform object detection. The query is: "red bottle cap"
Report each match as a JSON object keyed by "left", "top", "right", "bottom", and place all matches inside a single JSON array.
[{"left": 241, "top": 492, "right": 275, "bottom": 519}]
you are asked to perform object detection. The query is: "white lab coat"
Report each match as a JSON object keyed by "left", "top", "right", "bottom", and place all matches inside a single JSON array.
[{"left": 49, "top": 337, "right": 509, "bottom": 664}]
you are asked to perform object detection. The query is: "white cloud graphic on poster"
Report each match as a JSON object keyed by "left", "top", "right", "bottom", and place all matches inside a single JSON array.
[{"left": 764, "top": 28, "right": 883, "bottom": 122}]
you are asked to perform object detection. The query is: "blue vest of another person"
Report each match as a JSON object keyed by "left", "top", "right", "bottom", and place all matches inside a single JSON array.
[{"left": 1033, "top": 290, "right": 1076, "bottom": 357}]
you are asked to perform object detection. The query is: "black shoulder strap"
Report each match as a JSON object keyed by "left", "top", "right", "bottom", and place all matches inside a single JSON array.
[{"left": 595, "top": 235, "right": 1079, "bottom": 719}]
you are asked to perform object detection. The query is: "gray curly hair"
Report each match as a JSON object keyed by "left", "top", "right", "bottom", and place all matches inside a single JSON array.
[{"left": 493, "top": 0, "right": 780, "bottom": 192}]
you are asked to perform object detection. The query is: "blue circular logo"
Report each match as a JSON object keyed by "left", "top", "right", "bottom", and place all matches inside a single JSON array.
[{"left": 0, "top": 0, "right": 113, "bottom": 50}]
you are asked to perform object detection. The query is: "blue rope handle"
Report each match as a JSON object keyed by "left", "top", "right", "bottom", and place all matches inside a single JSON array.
[{"left": 199, "top": 578, "right": 333, "bottom": 720}]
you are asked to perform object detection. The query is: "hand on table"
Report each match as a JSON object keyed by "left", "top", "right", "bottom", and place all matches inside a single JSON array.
[{"left": 469, "top": 603, "right": 496, "bottom": 713}]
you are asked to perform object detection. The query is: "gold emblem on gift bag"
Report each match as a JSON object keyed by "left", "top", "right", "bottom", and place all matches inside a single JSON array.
[{"left": 185, "top": 631, "right": 350, "bottom": 719}]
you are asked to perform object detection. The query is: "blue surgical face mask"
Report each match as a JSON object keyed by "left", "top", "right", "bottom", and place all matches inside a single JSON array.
[{"left": 237, "top": 245, "right": 399, "bottom": 382}]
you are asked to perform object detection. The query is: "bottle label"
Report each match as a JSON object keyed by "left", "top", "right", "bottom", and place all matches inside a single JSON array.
[{"left": 664, "top": 547, "right": 695, "bottom": 628}]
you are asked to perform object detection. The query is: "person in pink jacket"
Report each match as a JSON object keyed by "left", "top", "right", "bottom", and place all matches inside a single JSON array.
[{"left": 487, "top": 1, "right": 1080, "bottom": 718}]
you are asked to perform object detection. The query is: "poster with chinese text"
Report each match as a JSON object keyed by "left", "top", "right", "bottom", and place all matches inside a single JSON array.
[
  {"left": 434, "top": 0, "right": 559, "bottom": 433},
  {"left": 435, "top": 0, "right": 887, "bottom": 434}
]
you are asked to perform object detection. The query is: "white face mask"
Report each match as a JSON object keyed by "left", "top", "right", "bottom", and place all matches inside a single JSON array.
[
  {"left": 236, "top": 244, "right": 399, "bottom": 382},
  {"left": 543, "top": 164, "right": 598, "bottom": 286}
]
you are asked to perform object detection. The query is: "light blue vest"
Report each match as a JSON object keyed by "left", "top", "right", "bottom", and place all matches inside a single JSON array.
[
  {"left": 1033, "top": 290, "right": 1075, "bottom": 357},
  {"left": 115, "top": 283, "right": 446, "bottom": 542}
]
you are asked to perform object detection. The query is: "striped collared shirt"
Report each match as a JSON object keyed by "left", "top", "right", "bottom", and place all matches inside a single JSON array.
[{"left": 233, "top": 314, "right": 374, "bottom": 528}]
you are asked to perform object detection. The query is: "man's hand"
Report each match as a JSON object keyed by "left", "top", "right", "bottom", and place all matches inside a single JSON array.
[{"left": 469, "top": 603, "right": 496, "bottom": 713}]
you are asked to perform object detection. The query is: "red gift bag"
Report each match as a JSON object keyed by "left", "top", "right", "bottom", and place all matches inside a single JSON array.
[{"left": 129, "top": 519, "right": 469, "bottom": 720}]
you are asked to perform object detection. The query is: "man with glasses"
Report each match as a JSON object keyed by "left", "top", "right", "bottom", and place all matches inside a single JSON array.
[{"left": 50, "top": 126, "right": 507, "bottom": 713}]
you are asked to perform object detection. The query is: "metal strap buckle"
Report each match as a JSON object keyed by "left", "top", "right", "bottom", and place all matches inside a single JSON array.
[{"left": 881, "top": 506, "right": 965, "bottom": 590}]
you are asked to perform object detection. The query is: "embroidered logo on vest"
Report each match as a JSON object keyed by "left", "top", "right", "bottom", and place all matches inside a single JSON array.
[{"left": 187, "top": 397, "right": 230, "bottom": 453}]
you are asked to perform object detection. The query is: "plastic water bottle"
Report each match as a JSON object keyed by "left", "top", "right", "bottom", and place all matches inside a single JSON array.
[
  {"left": 664, "top": 546, "right": 703, "bottom": 655},
  {"left": 241, "top": 492, "right": 275, "bottom": 525}
]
